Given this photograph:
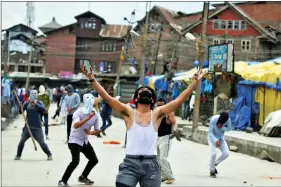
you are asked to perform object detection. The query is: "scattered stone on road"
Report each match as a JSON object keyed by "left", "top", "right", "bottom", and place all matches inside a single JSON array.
[{"left": 230, "top": 145, "right": 238, "bottom": 152}]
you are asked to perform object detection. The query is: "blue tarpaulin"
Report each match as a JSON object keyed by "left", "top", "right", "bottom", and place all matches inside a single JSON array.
[
  {"left": 239, "top": 80, "right": 281, "bottom": 91},
  {"left": 193, "top": 60, "right": 209, "bottom": 68},
  {"left": 229, "top": 82, "right": 257, "bottom": 130}
]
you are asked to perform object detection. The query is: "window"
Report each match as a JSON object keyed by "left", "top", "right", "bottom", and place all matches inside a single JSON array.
[
  {"left": 103, "top": 61, "right": 115, "bottom": 73},
  {"left": 88, "top": 22, "right": 92, "bottom": 28},
  {"left": 234, "top": 21, "right": 240, "bottom": 30},
  {"left": 213, "top": 20, "right": 220, "bottom": 29},
  {"left": 213, "top": 20, "right": 247, "bottom": 30},
  {"left": 241, "top": 40, "right": 251, "bottom": 51},
  {"left": 18, "top": 65, "right": 25, "bottom": 72},
  {"left": 101, "top": 41, "right": 117, "bottom": 52},
  {"left": 241, "top": 21, "right": 246, "bottom": 30},
  {"left": 10, "top": 65, "right": 15, "bottom": 72},
  {"left": 92, "top": 21, "right": 96, "bottom": 29},
  {"left": 77, "top": 40, "right": 91, "bottom": 50},
  {"left": 227, "top": 39, "right": 234, "bottom": 44},
  {"left": 75, "top": 60, "right": 81, "bottom": 70},
  {"left": 213, "top": 39, "right": 220, "bottom": 45},
  {"left": 149, "top": 23, "right": 162, "bottom": 32},
  {"left": 88, "top": 18, "right": 96, "bottom": 29},
  {"left": 227, "top": 21, "right": 233, "bottom": 29},
  {"left": 220, "top": 21, "right": 226, "bottom": 29},
  {"left": 31, "top": 67, "right": 41, "bottom": 73},
  {"left": 152, "top": 14, "right": 159, "bottom": 21},
  {"left": 102, "top": 43, "right": 105, "bottom": 51}
]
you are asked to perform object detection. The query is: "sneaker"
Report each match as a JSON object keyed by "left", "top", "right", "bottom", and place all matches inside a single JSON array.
[
  {"left": 161, "top": 177, "right": 168, "bottom": 182},
  {"left": 102, "top": 131, "right": 106, "bottom": 136},
  {"left": 210, "top": 171, "right": 216, "bottom": 178},
  {"left": 14, "top": 155, "right": 21, "bottom": 160},
  {"left": 47, "top": 155, "right": 53, "bottom": 160},
  {"left": 46, "top": 136, "right": 50, "bottom": 140},
  {"left": 97, "top": 134, "right": 102, "bottom": 138},
  {"left": 78, "top": 176, "right": 94, "bottom": 185},
  {"left": 215, "top": 168, "right": 218, "bottom": 174},
  {"left": 58, "top": 180, "right": 70, "bottom": 187},
  {"left": 166, "top": 178, "right": 175, "bottom": 184}
]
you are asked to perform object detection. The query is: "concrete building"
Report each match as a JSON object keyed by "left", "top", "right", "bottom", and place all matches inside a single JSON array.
[{"left": 1, "top": 24, "right": 46, "bottom": 75}]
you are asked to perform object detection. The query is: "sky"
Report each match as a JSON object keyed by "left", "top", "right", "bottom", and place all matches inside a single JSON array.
[{"left": 1, "top": 1, "right": 221, "bottom": 34}]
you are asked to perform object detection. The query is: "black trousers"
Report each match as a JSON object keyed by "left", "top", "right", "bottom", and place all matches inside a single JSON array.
[
  {"left": 67, "top": 115, "right": 73, "bottom": 141},
  {"left": 61, "top": 142, "right": 98, "bottom": 183},
  {"left": 53, "top": 107, "right": 60, "bottom": 119}
]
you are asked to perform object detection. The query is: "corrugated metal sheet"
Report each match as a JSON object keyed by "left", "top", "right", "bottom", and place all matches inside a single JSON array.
[{"left": 99, "top": 24, "right": 131, "bottom": 39}]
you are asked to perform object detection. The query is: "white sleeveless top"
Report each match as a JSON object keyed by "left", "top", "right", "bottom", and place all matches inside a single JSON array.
[{"left": 126, "top": 110, "right": 158, "bottom": 156}]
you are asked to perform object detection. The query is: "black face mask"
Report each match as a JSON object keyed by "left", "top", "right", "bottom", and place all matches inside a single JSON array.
[{"left": 138, "top": 90, "right": 153, "bottom": 104}]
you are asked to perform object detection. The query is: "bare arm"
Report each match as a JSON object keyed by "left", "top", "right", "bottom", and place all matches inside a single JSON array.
[
  {"left": 155, "top": 70, "right": 206, "bottom": 120},
  {"left": 84, "top": 128, "right": 101, "bottom": 136},
  {"left": 72, "top": 110, "right": 93, "bottom": 129},
  {"left": 73, "top": 116, "right": 91, "bottom": 129},
  {"left": 82, "top": 65, "right": 132, "bottom": 118}
]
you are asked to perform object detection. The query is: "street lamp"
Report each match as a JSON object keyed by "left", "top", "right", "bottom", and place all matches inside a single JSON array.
[{"left": 185, "top": 33, "right": 196, "bottom": 41}]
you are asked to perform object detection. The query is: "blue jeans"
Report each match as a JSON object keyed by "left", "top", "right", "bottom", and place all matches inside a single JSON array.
[
  {"left": 41, "top": 113, "right": 49, "bottom": 136},
  {"left": 16, "top": 127, "right": 52, "bottom": 157},
  {"left": 101, "top": 115, "right": 112, "bottom": 131},
  {"left": 181, "top": 101, "right": 189, "bottom": 119},
  {"left": 14, "top": 104, "right": 19, "bottom": 118}
]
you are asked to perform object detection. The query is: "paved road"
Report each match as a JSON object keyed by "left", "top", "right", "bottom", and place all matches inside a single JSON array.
[{"left": 1, "top": 105, "right": 281, "bottom": 186}]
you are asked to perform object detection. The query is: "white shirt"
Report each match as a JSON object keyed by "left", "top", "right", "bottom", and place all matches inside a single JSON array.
[{"left": 126, "top": 110, "right": 158, "bottom": 156}]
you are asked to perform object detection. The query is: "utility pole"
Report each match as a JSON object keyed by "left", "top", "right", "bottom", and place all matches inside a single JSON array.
[
  {"left": 25, "top": 40, "right": 34, "bottom": 90},
  {"left": 192, "top": 1, "right": 209, "bottom": 133},
  {"left": 114, "top": 46, "right": 125, "bottom": 97},
  {"left": 139, "top": 2, "right": 149, "bottom": 87},
  {"left": 114, "top": 10, "right": 135, "bottom": 97},
  {"left": 152, "top": 22, "right": 163, "bottom": 75},
  {"left": 4, "top": 32, "right": 10, "bottom": 75},
  {"left": 169, "top": 35, "right": 181, "bottom": 73}
]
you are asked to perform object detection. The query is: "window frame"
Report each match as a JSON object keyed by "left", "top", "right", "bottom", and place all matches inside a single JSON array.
[
  {"left": 213, "top": 39, "right": 220, "bottom": 45},
  {"left": 213, "top": 20, "right": 247, "bottom": 30},
  {"left": 241, "top": 40, "right": 251, "bottom": 51},
  {"left": 101, "top": 41, "right": 117, "bottom": 52},
  {"left": 227, "top": 39, "right": 234, "bottom": 44}
]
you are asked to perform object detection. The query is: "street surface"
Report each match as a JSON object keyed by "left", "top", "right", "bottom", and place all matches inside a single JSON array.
[{"left": 1, "top": 104, "right": 281, "bottom": 186}]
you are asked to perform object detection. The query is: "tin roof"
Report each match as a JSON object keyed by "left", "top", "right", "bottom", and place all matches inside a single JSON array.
[
  {"left": 99, "top": 24, "right": 132, "bottom": 39},
  {"left": 134, "top": 5, "right": 188, "bottom": 34},
  {"left": 39, "top": 17, "right": 62, "bottom": 29},
  {"left": 44, "top": 23, "right": 76, "bottom": 35},
  {"left": 3, "top": 24, "right": 38, "bottom": 34}
]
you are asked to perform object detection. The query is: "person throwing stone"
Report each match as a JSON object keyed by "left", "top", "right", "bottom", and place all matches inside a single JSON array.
[
  {"left": 58, "top": 93, "right": 101, "bottom": 186},
  {"left": 81, "top": 64, "right": 206, "bottom": 187},
  {"left": 208, "top": 112, "right": 232, "bottom": 178}
]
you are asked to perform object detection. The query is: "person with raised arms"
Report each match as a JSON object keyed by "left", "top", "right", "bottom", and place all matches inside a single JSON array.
[{"left": 81, "top": 64, "right": 206, "bottom": 187}]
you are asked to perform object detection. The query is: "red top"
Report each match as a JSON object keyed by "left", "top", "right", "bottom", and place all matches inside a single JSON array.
[{"left": 23, "top": 94, "right": 28, "bottom": 102}]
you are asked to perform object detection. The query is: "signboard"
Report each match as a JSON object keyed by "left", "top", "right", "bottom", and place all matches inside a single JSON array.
[
  {"left": 208, "top": 43, "right": 234, "bottom": 72},
  {"left": 59, "top": 71, "right": 73, "bottom": 79}
]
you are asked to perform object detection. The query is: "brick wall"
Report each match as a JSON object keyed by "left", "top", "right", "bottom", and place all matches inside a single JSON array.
[
  {"left": 45, "top": 30, "right": 76, "bottom": 74},
  {"left": 239, "top": 3, "right": 281, "bottom": 29}
]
